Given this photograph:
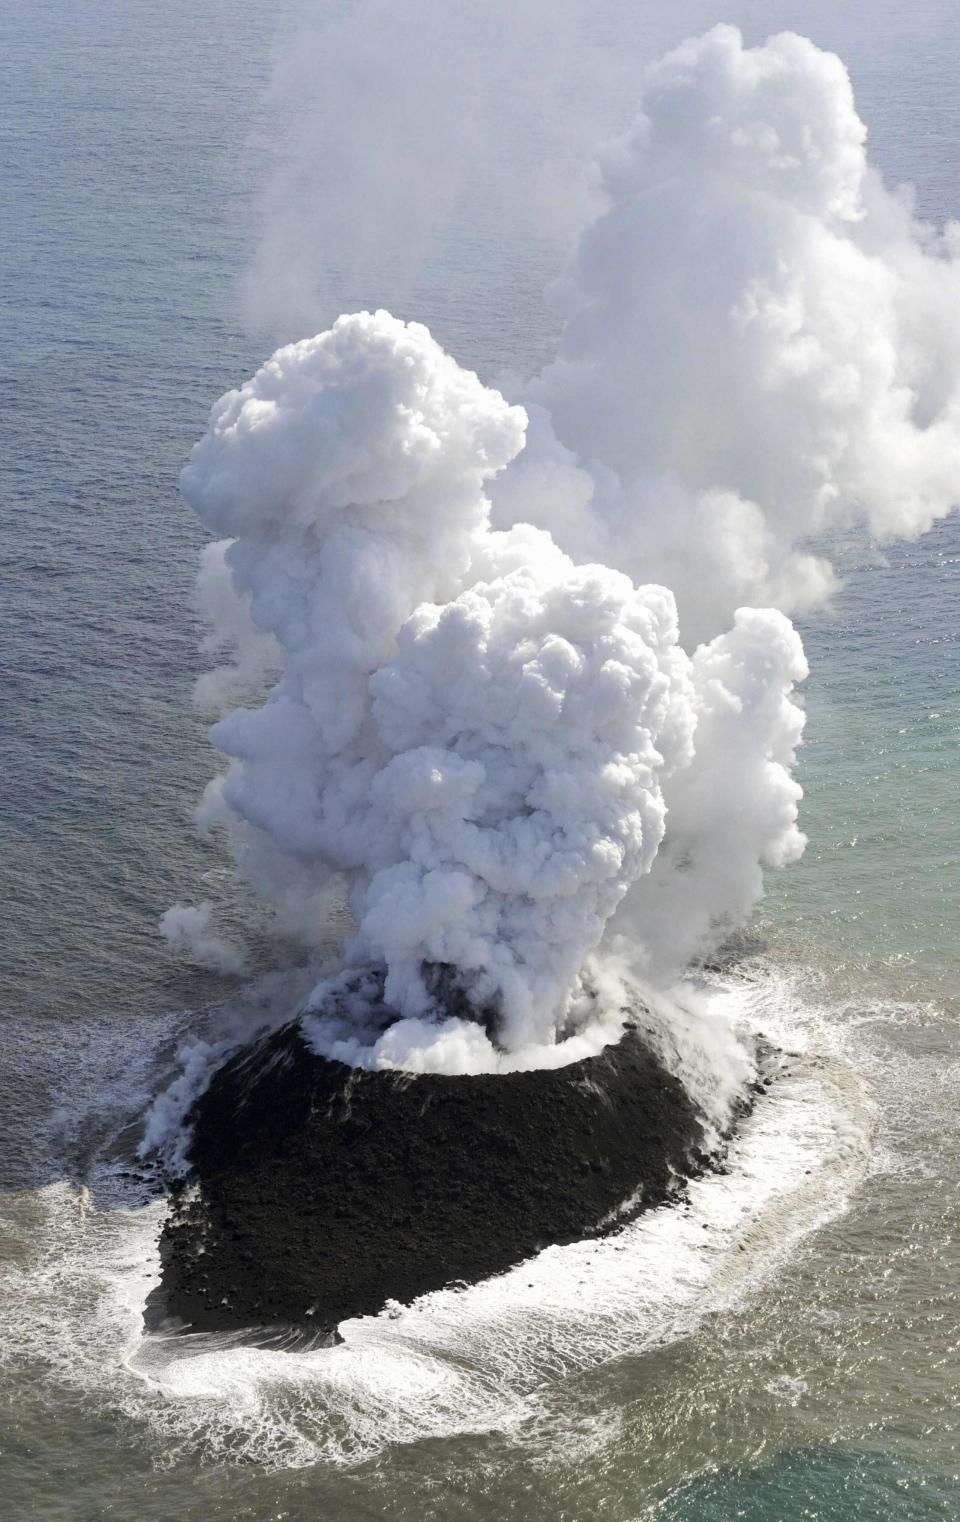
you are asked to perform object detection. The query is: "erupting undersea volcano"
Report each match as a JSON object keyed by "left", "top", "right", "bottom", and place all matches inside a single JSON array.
[{"left": 149, "top": 27, "right": 960, "bottom": 1336}]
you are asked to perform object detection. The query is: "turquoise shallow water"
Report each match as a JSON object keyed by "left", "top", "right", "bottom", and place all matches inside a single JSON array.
[
  {"left": 764, "top": 523, "right": 960, "bottom": 1004},
  {"left": 1, "top": 2, "right": 958, "bottom": 1517},
  {"left": 662, "top": 1448, "right": 958, "bottom": 1521}
]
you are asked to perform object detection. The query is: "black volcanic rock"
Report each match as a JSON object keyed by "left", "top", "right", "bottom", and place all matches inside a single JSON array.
[{"left": 155, "top": 1010, "right": 709, "bottom": 1341}]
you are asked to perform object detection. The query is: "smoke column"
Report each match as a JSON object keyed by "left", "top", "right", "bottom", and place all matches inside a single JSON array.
[
  {"left": 178, "top": 27, "right": 959, "bottom": 1073},
  {"left": 495, "top": 25, "right": 960, "bottom": 637}
]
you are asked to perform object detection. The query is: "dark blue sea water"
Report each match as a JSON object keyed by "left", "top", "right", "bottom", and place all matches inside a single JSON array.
[{"left": 1, "top": 2, "right": 957, "bottom": 1517}]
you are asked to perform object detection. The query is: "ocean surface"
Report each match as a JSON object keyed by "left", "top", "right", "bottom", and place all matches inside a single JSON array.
[{"left": 1, "top": 1, "right": 957, "bottom": 1517}]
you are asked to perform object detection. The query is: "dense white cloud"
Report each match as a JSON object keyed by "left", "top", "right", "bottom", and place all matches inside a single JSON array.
[
  {"left": 175, "top": 27, "right": 958, "bottom": 1072},
  {"left": 180, "top": 310, "right": 804, "bottom": 1070},
  {"left": 493, "top": 24, "right": 960, "bottom": 637}
]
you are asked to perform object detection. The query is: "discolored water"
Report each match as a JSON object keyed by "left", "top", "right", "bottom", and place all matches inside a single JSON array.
[{"left": 1, "top": 2, "right": 958, "bottom": 1518}]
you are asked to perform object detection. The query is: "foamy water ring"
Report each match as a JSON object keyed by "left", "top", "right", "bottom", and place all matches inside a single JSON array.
[{"left": 0, "top": 974, "right": 873, "bottom": 1471}]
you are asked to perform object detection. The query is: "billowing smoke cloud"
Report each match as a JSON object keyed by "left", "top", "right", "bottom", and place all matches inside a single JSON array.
[
  {"left": 613, "top": 607, "right": 808, "bottom": 981},
  {"left": 176, "top": 27, "right": 958, "bottom": 1072},
  {"left": 179, "top": 310, "right": 802, "bottom": 1070},
  {"left": 494, "top": 24, "right": 960, "bottom": 638},
  {"left": 351, "top": 538, "right": 693, "bottom": 1050}
]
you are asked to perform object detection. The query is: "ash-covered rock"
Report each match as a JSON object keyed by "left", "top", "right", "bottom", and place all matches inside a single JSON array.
[{"left": 153, "top": 1000, "right": 710, "bottom": 1343}]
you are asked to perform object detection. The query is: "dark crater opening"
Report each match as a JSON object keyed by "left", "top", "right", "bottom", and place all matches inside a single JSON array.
[{"left": 151, "top": 980, "right": 721, "bottom": 1345}]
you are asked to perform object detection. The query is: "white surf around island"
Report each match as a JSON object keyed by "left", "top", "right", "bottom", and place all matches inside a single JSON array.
[{"left": 0, "top": 967, "right": 875, "bottom": 1471}]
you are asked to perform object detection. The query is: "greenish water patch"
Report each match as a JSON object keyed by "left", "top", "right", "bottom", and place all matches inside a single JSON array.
[
  {"left": 758, "top": 522, "right": 960, "bottom": 1007},
  {"left": 659, "top": 1446, "right": 958, "bottom": 1521}
]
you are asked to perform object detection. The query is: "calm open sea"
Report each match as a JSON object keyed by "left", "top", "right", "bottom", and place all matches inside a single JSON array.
[{"left": 1, "top": 2, "right": 957, "bottom": 1517}]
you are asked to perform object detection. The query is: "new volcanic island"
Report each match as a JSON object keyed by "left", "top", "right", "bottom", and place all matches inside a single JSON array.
[{"left": 154, "top": 988, "right": 716, "bottom": 1343}]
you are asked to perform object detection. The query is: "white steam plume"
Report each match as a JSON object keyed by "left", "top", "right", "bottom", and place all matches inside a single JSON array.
[
  {"left": 493, "top": 24, "right": 960, "bottom": 638},
  {"left": 351, "top": 537, "right": 694, "bottom": 1048},
  {"left": 180, "top": 311, "right": 802, "bottom": 1071},
  {"left": 176, "top": 27, "right": 958, "bottom": 1073},
  {"left": 614, "top": 607, "right": 808, "bottom": 982}
]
